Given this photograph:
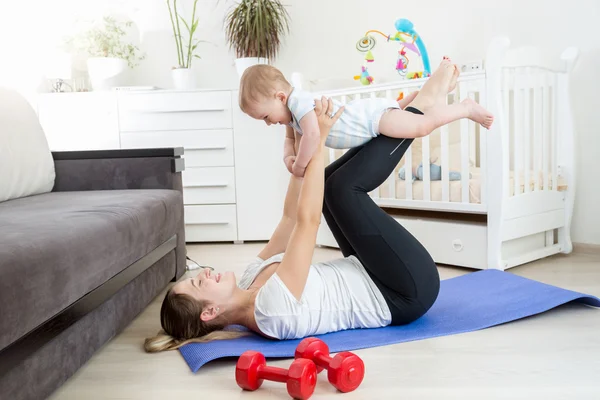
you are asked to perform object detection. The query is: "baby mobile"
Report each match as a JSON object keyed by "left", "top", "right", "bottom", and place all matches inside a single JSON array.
[{"left": 354, "top": 18, "right": 432, "bottom": 99}]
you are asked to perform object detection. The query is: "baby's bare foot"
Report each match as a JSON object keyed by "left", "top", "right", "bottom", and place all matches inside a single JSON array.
[
  {"left": 463, "top": 98, "right": 494, "bottom": 129},
  {"left": 442, "top": 57, "right": 460, "bottom": 93},
  {"left": 448, "top": 64, "right": 460, "bottom": 93}
]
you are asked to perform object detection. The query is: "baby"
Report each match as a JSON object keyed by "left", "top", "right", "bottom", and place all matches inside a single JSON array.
[{"left": 238, "top": 60, "right": 493, "bottom": 177}]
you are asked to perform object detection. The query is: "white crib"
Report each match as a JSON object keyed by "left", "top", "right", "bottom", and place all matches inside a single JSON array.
[{"left": 308, "top": 36, "right": 579, "bottom": 270}]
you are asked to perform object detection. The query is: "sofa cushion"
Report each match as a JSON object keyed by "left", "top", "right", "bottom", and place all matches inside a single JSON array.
[
  {"left": 0, "top": 189, "right": 183, "bottom": 351},
  {"left": 0, "top": 87, "right": 55, "bottom": 203}
]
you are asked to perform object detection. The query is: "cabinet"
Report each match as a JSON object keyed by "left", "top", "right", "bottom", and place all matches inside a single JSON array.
[{"left": 37, "top": 89, "right": 287, "bottom": 243}]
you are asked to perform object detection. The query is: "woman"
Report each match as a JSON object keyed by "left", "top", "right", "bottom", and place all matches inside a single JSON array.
[{"left": 144, "top": 64, "right": 463, "bottom": 351}]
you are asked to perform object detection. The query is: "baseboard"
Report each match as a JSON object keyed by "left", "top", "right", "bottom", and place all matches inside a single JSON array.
[{"left": 573, "top": 242, "right": 600, "bottom": 255}]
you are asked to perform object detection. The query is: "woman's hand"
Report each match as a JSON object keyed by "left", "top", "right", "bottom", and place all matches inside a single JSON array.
[{"left": 314, "top": 96, "right": 344, "bottom": 143}]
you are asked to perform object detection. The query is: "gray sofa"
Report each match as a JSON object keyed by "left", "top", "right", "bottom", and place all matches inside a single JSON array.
[{"left": 0, "top": 114, "right": 186, "bottom": 397}]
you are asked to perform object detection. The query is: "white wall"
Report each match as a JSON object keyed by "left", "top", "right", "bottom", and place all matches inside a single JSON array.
[
  {"left": 1, "top": 0, "right": 598, "bottom": 244},
  {"left": 275, "top": 0, "right": 600, "bottom": 245}
]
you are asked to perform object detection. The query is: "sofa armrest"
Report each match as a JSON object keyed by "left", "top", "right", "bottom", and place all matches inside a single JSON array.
[{"left": 51, "top": 147, "right": 185, "bottom": 192}]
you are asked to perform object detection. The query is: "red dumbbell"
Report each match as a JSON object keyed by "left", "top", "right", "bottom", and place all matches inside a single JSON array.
[
  {"left": 236, "top": 350, "right": 317, "bottom": 400},
  {"left": 295, "top": 338, "right": 364, "bottom": 393}
]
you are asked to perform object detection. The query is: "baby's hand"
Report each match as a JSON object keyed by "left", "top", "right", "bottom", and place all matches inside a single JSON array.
[
  {"left": 291, "top": 162, "right": 306, "bottom": 178},
  {"left": 284, "top": 156, "right": 296, "bottom": 174}
]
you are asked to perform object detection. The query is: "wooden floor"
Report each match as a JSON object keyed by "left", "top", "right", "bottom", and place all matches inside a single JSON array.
[{"left": 50, "top": 244, "right": 600, "bottom": 400}]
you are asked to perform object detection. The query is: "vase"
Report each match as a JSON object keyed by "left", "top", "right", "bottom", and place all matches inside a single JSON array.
[
  {"left": 172, "top": 68, "right": 196, "bottom": 90},
  {"left": 234, "top": 57, "right": 269, "bottom": 77},
  {"left": 86, "top": 57, "right": 128, "bottom": 91}
]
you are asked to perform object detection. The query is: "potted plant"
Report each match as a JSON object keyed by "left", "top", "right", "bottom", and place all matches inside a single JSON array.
[
  {"left": 66, "top": 16, "right": 145, "bottom": 90},
  {"left": 167, "top": 0, "right": 204, "bottom": 89},
  {"left": 224, "top": 0, "right": 291, "bottom": 77}
]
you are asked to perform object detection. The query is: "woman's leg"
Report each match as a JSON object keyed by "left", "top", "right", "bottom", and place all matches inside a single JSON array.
[
  {"left": 321, "top": 147, "right": 362, "bottom": 257},
  {"left": 324, "top": 108, "right": 440, "bottom": 324}
]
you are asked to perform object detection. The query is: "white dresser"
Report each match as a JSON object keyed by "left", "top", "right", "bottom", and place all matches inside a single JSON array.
[{"left": 37, "top": 89, "right": 287, "bottom": 243}]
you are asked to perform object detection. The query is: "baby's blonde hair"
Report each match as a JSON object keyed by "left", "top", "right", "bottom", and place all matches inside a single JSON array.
[{"left": 239, "top": 64, "right": 292, "bottom": 113}]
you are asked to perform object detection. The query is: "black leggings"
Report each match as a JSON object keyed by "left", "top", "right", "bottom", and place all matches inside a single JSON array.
[{"left": 322, "top": 107, "right": 440, "bottom": 325}]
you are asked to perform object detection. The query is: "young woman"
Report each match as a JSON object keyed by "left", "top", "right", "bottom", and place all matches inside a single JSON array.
[{"left": 143, "top": 63, "right": 473, "bottom": 351}]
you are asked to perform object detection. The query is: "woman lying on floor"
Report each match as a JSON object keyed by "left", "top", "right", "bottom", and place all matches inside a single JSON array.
[{"left": 144, "top": 71, "right": 461, "bottom": 351}]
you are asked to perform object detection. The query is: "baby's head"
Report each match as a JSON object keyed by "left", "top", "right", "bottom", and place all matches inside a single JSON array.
[{"left": 239, "top": 64, "right": 293, "bottom": 126}]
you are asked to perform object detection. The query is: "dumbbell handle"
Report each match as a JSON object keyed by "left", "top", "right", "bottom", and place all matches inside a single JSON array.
[
  {"left": 256, "top": 364, "right": 290, "bottom": 383},
  {"left": 310, "top": 351, "right": 332, "bottom": 368}
]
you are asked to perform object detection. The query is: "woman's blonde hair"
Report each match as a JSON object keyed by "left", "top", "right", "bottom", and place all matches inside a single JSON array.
[
  {"left": 239, "top": 64, "right": 292, "bottom": 113},
  {"left": 144, "top": 289, "right": 248, "bottom": 353}
]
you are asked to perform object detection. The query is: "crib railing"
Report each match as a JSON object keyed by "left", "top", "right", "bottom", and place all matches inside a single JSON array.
[
  {"left": 501, "top": 66, "right": 563, "bottom": 198},
  {"left": 320, "top": 71, "right": 488, "bottom": 214},
  {"left": 498, "top": 63, "right": 573, "bottom": 253}
]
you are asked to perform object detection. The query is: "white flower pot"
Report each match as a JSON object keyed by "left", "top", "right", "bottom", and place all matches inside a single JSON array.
[
  {"left": 172, "top": 68, "right": 196, "bottom": 90},
  {"left": 87, "top": 57, "right": 128, "bottom": 91},
  {"left": 235, "top": 57, "right": 269, "bottom": 77}
]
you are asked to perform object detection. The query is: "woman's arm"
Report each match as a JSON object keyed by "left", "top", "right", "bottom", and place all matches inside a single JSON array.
[
  {"left": 276, "top": 98, "right": 344, "bottom": 300},
  {"left": 257, "top": 174, "right": 302, "bottom": 260}
]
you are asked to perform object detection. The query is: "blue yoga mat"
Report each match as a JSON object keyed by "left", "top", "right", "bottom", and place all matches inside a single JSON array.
[{"left": 180, "top": 270, "right": 599, "bottom": 372}]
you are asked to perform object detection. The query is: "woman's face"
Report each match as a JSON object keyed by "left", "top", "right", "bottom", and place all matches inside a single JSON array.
[{"left": 172, "top": 268, "right": 237, "bottom": 314}]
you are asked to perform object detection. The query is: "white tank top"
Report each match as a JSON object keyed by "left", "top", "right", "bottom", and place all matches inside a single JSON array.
[{"left": 238, "top": 253, "right": 392, "bottom": 340}]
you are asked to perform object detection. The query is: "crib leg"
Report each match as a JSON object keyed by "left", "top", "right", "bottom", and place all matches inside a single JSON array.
[
  {"left": 559, "top": 228, "right": 573, "bottom": 254},
  {"left": 487, "top": 227, "right": 506, "bottom": 271},
  {"left": 558, "top": 225, "right": 573, "bottom": 254}
]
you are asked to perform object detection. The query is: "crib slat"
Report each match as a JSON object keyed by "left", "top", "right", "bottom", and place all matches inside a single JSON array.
[
  {"left": 533, "top": 72, "right": 541, "bottom": 191},
  {"left": 546, "top": 230, "right": 554, "bottom": 247},
  {"left": 386, "top": 90, "right": 396, "bottom": 199},
  {"left": 513, "top": 70, "right": 523, "bottom": 197},
  {"left": 503, "top": 70, "right": 511, "bottom": 198},
  {"left": 542, "top": 73, "right": 550, "bottom": 191},
  {"left": 479, "top": 83, "right": 487, "bottom": 205},
  {"left": 422, "top": 135, "right": 431, "bottom": 201},
  {"left": 551, "top": 73, "right": 558, "bottom": 191},
  {"left": 441, "top": 113, "right": 450, "bottom": 202},
  {"left": 523, "top": 68, "right": 531, "bottom": 194},
  {"left": 468, "top": 83, "right": 477, "bottom": 168},
  {"left": 459, "top": 81, "right": 470, "bottom": 203}
]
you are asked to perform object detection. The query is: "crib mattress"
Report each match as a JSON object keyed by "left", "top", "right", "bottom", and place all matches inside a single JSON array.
[{"left": 378, "top": 168, "right": 567, "bottom": 204}]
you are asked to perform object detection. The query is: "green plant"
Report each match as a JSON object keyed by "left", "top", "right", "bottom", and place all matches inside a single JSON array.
[
  {"left": 167, "top": 0, "right": 204, "bottom": 68},
  {"left": 66, "top": 16, "right": 146, "bottom": 68},
  {"left": 224, "top": 0, "right": 291, "bottom": 60}
]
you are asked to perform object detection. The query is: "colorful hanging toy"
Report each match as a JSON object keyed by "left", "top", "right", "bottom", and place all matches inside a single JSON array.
[{"left": 354, "top": 18, "right": 431, "bottom": 85}]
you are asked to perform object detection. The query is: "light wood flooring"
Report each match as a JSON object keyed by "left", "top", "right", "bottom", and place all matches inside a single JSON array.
[{"left": 50, "top": 243, "right": 600, "bottom": 400}]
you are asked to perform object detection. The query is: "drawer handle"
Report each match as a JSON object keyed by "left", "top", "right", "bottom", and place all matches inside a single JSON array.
[
  {"left": 452, "top": 239, "right": 463, "bottom": 252},
  {"left": 187, "top": 145, "right": 227, "bottom": 150},
  {"left": 186, "top": 183, "right": 228, "bottom": 188},
  {"left": 195, "top": 221, "right": 229, "bottom": 225},
  {"left": 139, "top": 108, "right": 225, "bottom": 114}
]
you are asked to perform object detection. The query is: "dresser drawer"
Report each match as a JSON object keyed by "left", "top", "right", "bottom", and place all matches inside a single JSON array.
[
  {"left": 183, "top": 167, "right": 236, "bottom": 204},
  {"left": 118, "top": 90, "right": 231, "bottom": 113},
  {"left": 120, "top": 129, "right": 234, "bottom": 167},
  {"left": 185, "top": 205, "right": 238, "bottom": 242},
  {"left": 118, "top": 91, "right": 232, "bottom": 132}
]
